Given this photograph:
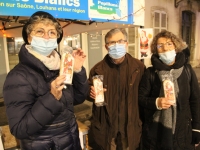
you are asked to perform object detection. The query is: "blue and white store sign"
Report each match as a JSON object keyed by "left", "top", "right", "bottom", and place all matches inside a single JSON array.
[{"left": 0, "top": 0, "right": 133, "bottom": 24}]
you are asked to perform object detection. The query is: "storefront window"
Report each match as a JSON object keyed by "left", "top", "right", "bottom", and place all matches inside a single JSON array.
[
  {"left": 15, "top": 37, "right": 24, "bottom": 54},
  {"left": 7, "top": 37, "right": 24, "bottom": 70},
  {"left": 7, "top": 37, "right": 15, "bottom": 54},
  {"left": 63, "top": 34, "right": 81, "bottom": 48},
  {"left": 7, "top": 37, "right": 24, "bottom": 55}
]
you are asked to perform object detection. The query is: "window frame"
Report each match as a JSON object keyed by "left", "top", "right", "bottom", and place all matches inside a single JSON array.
[
  {"left": 153, "top": 10, "right": 168, "bottom": 35},
  {"left": 127, "top": 27, "right": 137, "bottom": 58}
]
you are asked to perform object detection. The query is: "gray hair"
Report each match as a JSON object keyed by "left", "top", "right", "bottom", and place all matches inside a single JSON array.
[
  {"left": 26, "top": 15, "right": 62, "bottom": 37},
  {"left": 105, "top": 28, "right": 128, "bottom": 44}
]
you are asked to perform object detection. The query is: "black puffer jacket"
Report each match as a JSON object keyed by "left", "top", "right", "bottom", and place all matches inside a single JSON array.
[
  {"left": 3, "top": 44, "right": 89, "bottom": 150},
  {"left": 139, "top": 49, "right": 200, "bottom": 150}
]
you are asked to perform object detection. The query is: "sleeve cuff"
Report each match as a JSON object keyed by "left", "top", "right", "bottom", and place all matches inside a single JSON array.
[
  {"left": 74, "top": 67, "right": 82, "bottom": 73},
  {"left": 192, "top": 129, "right": 200, "bottom": 132},
  {"left": 156, "top": 97, "right": 162, "bottom": 110}
]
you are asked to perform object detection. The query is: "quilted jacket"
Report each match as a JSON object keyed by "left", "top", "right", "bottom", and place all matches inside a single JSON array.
[{"left": 3, "top": 44, "right": 89, "bottom": 150}]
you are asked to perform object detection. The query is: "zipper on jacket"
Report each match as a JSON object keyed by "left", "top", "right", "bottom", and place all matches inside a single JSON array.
[{"left": 117, "top": 67, "right": 120, "bottom": 133}]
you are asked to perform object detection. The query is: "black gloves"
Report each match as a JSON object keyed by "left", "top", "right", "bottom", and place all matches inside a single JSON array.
[{"left": 192, "top": 131, "right": 200, "bottom": 144}]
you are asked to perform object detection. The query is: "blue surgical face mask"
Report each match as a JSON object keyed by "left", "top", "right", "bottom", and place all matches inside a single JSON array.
[
  {"left": 108, "top": 44, "right": 126, "bottom": 59},
  {"left": 158, "top": 49, "right": 176, "bottom": 65},
  {"left": 31, "top": 36, "right": 58, "bottom": 56}
]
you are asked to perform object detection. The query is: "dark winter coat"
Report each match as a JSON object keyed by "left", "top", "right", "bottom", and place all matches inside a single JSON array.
[
  {"left": 88, "top": 53, "right": 145, "bottom": 150},
  {"left": 3, "top": 44, "right": 89, "bottom": 150},
  {"left": 138, "top": 49, "right": 200, "bottom": 150}
]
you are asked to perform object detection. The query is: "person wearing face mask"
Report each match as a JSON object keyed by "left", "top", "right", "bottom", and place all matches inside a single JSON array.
[
  {"left": 3, "top": 11, "right": 89, "bottom": 150},
  {"left": 138, "top": 30, "right": 200, "bottom": 149},
  {"left": 87, "top": 28, "right": 145, "bottom": 150}
]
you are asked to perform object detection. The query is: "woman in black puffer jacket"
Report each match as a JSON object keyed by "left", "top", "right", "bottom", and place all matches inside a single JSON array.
[
  {"left": 3, "top": 11, "right": 89, "bottom": 150},
  {"left": 139, "top": 30, "right": 200, "bottom": 150}
]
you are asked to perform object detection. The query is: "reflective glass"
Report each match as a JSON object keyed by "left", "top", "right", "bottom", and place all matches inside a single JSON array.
[
  {"left": 157, "top": 41, "right": 174, "bottom": 49},
  {"left": 32, "top": 28, "right": 59, "bottom": 38}
]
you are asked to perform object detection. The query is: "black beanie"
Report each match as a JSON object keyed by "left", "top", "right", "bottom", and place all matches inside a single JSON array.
[{"left": 22, "top": 11, "right": 63, "bottom": 44}]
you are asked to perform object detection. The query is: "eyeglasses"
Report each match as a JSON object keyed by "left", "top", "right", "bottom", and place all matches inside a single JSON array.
[
  {"left": 31, "top": 28, "right": 59, "bottom": 38},
  {"left": 157, "top": 41, "right": 174, "bottom": 49},
  {"left": 106, "top": 39, "right": 127, "bottom": 46}
]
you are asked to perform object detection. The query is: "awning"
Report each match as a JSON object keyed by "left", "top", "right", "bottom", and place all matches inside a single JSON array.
[{"left": 0, "top": 0, "right": 135, "bottom": 24}]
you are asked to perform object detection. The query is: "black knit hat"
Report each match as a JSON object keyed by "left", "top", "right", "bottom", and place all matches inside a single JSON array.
[{"left": 22, "top": 11, "right": 63, "bottom": 44}]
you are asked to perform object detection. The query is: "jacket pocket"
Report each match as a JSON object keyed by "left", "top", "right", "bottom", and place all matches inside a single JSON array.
[
  {"left": 130, "top": 68, "right": 139, "bottom": 86},
  {"left": 176, "top": 117, "right": 192, "bottom": 149}
]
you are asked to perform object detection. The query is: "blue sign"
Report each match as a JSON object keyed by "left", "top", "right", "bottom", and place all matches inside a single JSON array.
[{"left": 0, "top": 0, "right": 133, "bottom": 24}]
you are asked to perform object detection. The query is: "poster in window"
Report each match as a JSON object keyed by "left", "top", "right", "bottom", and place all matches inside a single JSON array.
[{"left": 138, "top": 28, "right": 153, "bottom": 59}]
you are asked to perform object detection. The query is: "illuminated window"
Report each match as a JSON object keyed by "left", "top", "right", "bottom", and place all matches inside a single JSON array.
[{"left": 63, "top": 34, "right": 81, "bottom": 48}]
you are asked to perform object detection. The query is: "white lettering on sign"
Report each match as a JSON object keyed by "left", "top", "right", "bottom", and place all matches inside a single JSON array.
[{"left": 34, "top": 0, "right": 80, "bottom": 7}]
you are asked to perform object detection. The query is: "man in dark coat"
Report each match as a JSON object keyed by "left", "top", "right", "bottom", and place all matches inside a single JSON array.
[{"left": 88, "top": 28, "right": 145, "bottom": 150}]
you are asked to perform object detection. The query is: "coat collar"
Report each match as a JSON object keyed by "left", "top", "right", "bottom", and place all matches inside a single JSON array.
[
  {"left": 151, "top": 48, "right": 189, "bottom": 71},
  {"left": 18, "top": 44, "right": 59, "bottom": 82},
  {"left": 105, "top": 54, "right": 128, "bottom": 68},
  {"left": 94, "top": 53, "right": 140, "bottom": 73}
]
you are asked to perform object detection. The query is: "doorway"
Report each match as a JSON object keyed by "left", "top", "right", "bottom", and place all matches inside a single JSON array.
[{"left": 182, "top": 10, "right": 195, "bottom": 61}]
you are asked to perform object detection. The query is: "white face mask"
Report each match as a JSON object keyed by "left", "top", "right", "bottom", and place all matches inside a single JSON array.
[
  {"left": 108, "top": 44, "right": 126, "bottom": 59},
  {"left": 31, "top": 36, "right": 58, "bottom": 56},
  {"left": 158, "top": 49, "right": 176, "bottom": 65}
]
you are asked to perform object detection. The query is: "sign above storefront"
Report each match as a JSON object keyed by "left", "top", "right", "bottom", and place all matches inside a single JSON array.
[{"left": 0, "top": 0, "right": 133, "bottom": 24}]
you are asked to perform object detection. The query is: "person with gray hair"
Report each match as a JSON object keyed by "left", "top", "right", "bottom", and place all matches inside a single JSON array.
[
  {"left": 88, "top": 28, "right": 145, "bottom": 150},
  {"left": 138, "top": 30, "right": 200, "bottom": 149},
  {"left": 3, "top": 11, "right": 89, "bottom": 150}
]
